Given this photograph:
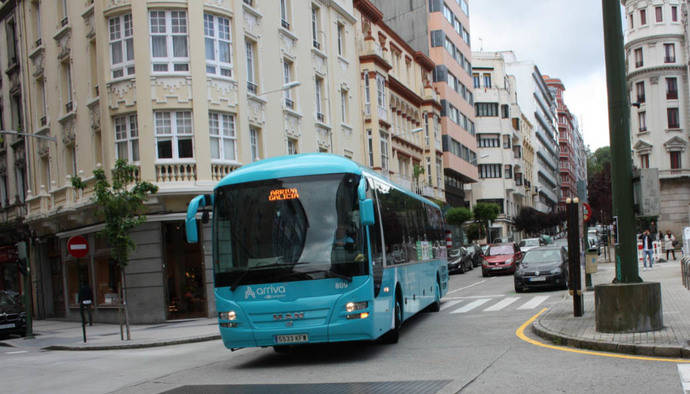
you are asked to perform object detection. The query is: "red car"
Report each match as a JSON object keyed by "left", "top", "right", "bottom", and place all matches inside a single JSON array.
[{"left": 482, "top": 242, "right": 523, "bottom": 277}]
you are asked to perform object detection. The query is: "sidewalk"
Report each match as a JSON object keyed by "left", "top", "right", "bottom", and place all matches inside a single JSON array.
[
  {"left": 533, "top": 255, "right": 690, "bottom": 358},
  {"left": 0, "top": 317, "right": 220, "bottom": 351}
]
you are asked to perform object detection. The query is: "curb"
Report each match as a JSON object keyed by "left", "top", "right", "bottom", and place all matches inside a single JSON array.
[
  {"left": 531, "top": 314, "right": 690, "bottom": 359},
  {"left": 42, "top": 334, "right": 221, "bottom": 351}
]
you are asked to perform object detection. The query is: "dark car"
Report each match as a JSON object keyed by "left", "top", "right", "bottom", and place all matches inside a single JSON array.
[
  {"left": 514, "top": 246, "right": 569, "bottom": 292},
  {"left": 466, "top": 244, "right": 484, "bottom": 267},
  {"left": 448, "top": 247, "right": 473, "bottom": 274},
  {"left": 482, "top": 243, "right": 523, "bottom": 277},
  {"left": 0, "top": 290, "right": 26, "bottom": 337}
]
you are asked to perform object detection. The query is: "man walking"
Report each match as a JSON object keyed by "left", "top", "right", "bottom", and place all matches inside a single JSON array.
[{"left": 640, "top": 229, "right": 654, "bottom": 270}]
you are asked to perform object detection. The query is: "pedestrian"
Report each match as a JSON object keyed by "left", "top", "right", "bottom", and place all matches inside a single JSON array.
[
  {"left": 650, "top": 221, "right": 658, "bottom": 239},
  {"left": 664, "top": 230, "right": 676, "bottom": 261},
  {"left": 78, "top": 282, "right": 94, "bottom": 326},
  {"left": 639, "top": 229, "right": 654, "bottom": 270}
]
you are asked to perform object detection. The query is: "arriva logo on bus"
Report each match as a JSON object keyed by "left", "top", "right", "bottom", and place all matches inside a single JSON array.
[{"left": 244, "top": 285, "right": 287, "bottom": 299}]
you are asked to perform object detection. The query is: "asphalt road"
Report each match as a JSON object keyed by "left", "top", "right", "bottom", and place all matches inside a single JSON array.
[{"left": 1, "top": 266, "right": 685, "bottom": 393}]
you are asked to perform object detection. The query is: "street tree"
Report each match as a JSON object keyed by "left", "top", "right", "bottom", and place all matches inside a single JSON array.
[
  {"left": 587, "top": 146, "right": 612, "bottom": 224},
  {"left": 513, "top": 207, "right": 542, "bottom": 235},
  {"left": 472, "top": 202, "right": 500, "bottom": 241},
  {"left": 72, "top": 160, "right": 158, "bottom": 340},
  {"left": 445, "top": 207, "right": 472, "bottom": 227}
]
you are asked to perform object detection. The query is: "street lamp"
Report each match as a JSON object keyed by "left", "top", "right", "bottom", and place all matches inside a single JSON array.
[
  {"left": 259, "top": 81, "right": 301, "bottom": 96},
  {"left": 469, "top": 153, "right": 489, "bottom": 165},
  {"left": 409, "top": 127, "right": 423, "bottom": 133},
  {"left": 0, "top": 130, "right": 57, "bottom": 142}
]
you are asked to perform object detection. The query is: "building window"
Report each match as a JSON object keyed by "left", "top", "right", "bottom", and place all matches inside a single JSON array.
[
  {"left": 42, "top": 157, "right": 50, "bottom": 190},
  {"left": 667, "top": 107, "right": 680, "bottom": 129},
  {"left": 249, "top": 126, "right": 261, "bottom": 162},
  {"left": 66, "top": 260, "right": 90, "bottom": 307},
  {"left": 38, "top": 80, "right": 47, "bottom": 125},
  {"left": 315, "top": 76, "right": 325, "bottom": 122},
  {"left": 475, "top": 102, "right": 499, "bottom": 117},
  {"left": 636, "top": 81, "right": 645, "bottom": 103},
  {"left": 640, "top": 154, "right": 649, "bottom": 169},
  {"left": 503, "top": 135, "right": 511, "bottom": 149},
  {"left": 376, "top": 73, "right": 386, "bottom": 107},
  {"left": 672, "top": 6, "right": 678, "bottom": 22},
  {"left": 114, "top": 114, "right": 139, "bottom": 163},
  {"left": 287, "top": 138, "right": 298, "bottom": 155},
  {"left": 505, "top": 165, "right": 513, "bottom": 179},
  {"left": 62, "top": 61, "right": 73, "bottom": 113},
  {"left": 666, "top": 77, "right": 678, "bottom": 100},
  {"left": 94, "top": 257, "right": 120, "bottom": 306},
  {"left": 340, "top": 89, "right": 349, "bottom": 124},
  {"left": 367, "top": 129, "right": 374, "bottom": 167},
  {"left": 204, "top": 14, "right": 232, "bottom": 77},
  {"left": 638, "top": 111, "right": 646, "bottom": 132},
  {"left": 473, "top": 73, "right": 480, "bottom": 88},
  {"left": 436, "top": 158, "right": 442, "bottom": 187},
  {"left": 479, "top": 164, "right": 502, "bottom": 179},
  {"left": 477, "top": 134, "right": 500, "bottom": 147},
  {"left": 209, "top": 112, "right": 237, "bottom": 161},
  {"left": 380, "top": 131, "right": 389, "bottom": 171},
  {"left": 109, "top": 14, "right": 135, "bottom": 79},
  {"left": 634, "top": 48, "right": 643, "bottom": 67},
  {"left": 154, "top": 111, "right": 193, "bottom": 160},
  {"left": 483, "top": 73, "right": 492, "bottom": 88},
  {"left": 664, "top": 43, "right": 675, "bottom": 63},
  {"left": 245, "top": 39, "right": 257, "bottom": 94},
  {"left": 337, "top": 23, "right": 344, "bottom": 56},
  {"left": 150, "top": 10, "right": 189, "bottom": 73},
  {"left": 640, "top": 9, "right": 646, "bottom": 25},
  {"left": 283, "top": 58, "right": 294, "bottom": 109},
  {"left": 6, "top": 20, "right": 17, "bottom": 66},
  {"left": 280, "top": 0, "right": 290, "bottom": 29},
  {"left": 311, "top": 5, "right": 321, "bottom": 49},
  {"left": 655, "top": 6, "right": 662, "bottom": 22},
  {"left": 364, "top": 71, "right": 371, "bottom": 115},
  {"left": 670, "top": 151, "right": 681, "bottom": 169},
  {"left": 629, "top": 13, "right": 634, "bottom": 29},
  {"left": 501, "top": 104, "right": 509, "bottom": 118}
]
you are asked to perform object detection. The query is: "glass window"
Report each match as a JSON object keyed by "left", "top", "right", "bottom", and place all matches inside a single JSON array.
[
  {"left": 634, "top": 48, "right": 643, "bottom": 67},
  {"left": 109, "top": 14, "right": 134, "bottom": 79},
  {"left": 483, "top": 73, "right": 492, "bottom": 88},
  {"left": 380, "top": 131, "right": 389, "bottom": 171},
  {"left": 204, "top": 14, "right": 232, "bottom": 77},
  {"left": 155, "top": 111, "right": 194, "bottom": 160},
  {"left": 664, "top": 44, "right": 675, "bottom": 63},
  {"left": 636, "top": 81, "right": 645, "bottom": 103},
  {"left": 287, "top": 138, "right": 298, "bottom": 155},
  {"left": 666, "top": 77, "right": 678, "bottom": 99},
  {"left": 245, "top": 39, "right": 257, "bottom": 93},
  {"left": 670, "top": 151, "right": 681, "bottom": 169},
  {"left": 640, "top": 9, "right": 646, "bottom": 25},
  {"left": 667, "top": 107, "right": 679, "bottom": 128},
  {"left": 94, "top": 256, "right": 121, "bottom": 306},
  {"left": 337, "top": 23, "right": 344, "bottom": 56},
  {"left": 66, "top": 259, "right": 90, "bottom": 307},
  {"left": 672, "top": 6, "right": 678, "bottom": 22},
  {"left": 311, "top": 6, "right": 321, "bottom": 49},
  {"left": 640, "top": 154, "right": 649, "bottom": 169},
  {"left": 638, "top": 111, "right": 646, "bottom": 131},
  {"left": 655, "top": 6, "right": 662, "bottom": 22},
  {"left": 250, "top": 126, "right": 260, "bottom": 162},
  {"left": 114, "top": 114, "right": 139, "bottom": 162},
  {"left": 367, "top": 129, "right": 374, "bottom": 167},
  {"left": 280, "top": 0, "right": 290, "bottom": 29},
  {"left": 150, "top": 10, "right": 189, "bottom": 73},
  {"left": 209, "top": 112, "right": 236, "bottom": 161}
]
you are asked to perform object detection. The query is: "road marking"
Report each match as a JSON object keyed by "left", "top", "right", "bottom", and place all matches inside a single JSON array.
[
  {"left": 444, "top": 294, "right": 506, "bottom": 300},
  {"left": 5, "top": 351, "right": 28, "bottom": 354},
  {"left": 484, "top": 297, "right": 519, "bottom": 312},
  {"left": 518, "top": 296, "right": 549, "bottom": 310},
  {"left": 678, "top": 364, "right": 690, "bottom": 393},
  {"left": 516, "top": 308, "right": 690, "bottom": 363},
  {"left": 439, "top": 300, "right": 463, "bottom": 311},
  {"left": 450, "top": 298, "right": 490, "bottom": 314},
  {"left": 446, "top": 277, "right": 495, "bottom": 295}
]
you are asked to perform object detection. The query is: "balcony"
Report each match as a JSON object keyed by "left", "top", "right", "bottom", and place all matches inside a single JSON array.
[
  {"left": 667, "top": 90, "right": 678, "bottom": 100},
  {"left": 155, "top": 163, "right": 197, "bottom": 183},
  {"left": 281, "top": 19, "right": 290, "bottom": 30},
  {"left": 65, "top": 101, "right": 73, "bottom": 113},
  {"left": 377, "top": 106, "right": 387, "bottom": 122},
  {"left": 60, "top": 17, "right": 69, "bottom": 27},
  {"left": 316, "top": 112, "right": 325, "bottom": 123},
  {"left": 635, "top": 61, "right": 643, "bottom": 68},
  {"left": 247, "top": 81, "right": 258, "bottom": 95},
  {"left": 664, "top": 56, "right": 676, "bottom": 63},
  {"left": 211, "top": 163, "right": 236, "bottom": 181},
  {"left": 284, "top": 98, "right": 295, "bottom": 110}
]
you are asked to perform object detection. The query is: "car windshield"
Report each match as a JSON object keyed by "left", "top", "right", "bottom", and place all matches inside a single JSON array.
[
  {"left": 487, "top": 245, "right": 513, "bottom": 255},
  {"left": 213, "top": 173, "right": 368, "bottom": 288},
  {"left": 520, "top": 239, "right": 540, "bottom": 247},
  {"left": 523, "top": 249, "right": 562, "bottom": 265}
]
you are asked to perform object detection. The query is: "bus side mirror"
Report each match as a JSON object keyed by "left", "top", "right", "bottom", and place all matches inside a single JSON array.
[
  {"left": 186, "top": 194, "right": 212, "bottom": 243},
  {"left": 360, "top": 199, "right": 375, "bottom": 227}
]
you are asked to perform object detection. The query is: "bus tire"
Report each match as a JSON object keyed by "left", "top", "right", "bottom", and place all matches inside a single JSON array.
[
  {"left": 380, "top": 294, "right": 402, "bottom": 344},
  {"left": 429, "top": 279, "right": 441, "bottom": 312}
]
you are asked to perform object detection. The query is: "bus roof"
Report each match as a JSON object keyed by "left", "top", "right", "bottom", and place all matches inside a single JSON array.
[{"left": 215, "top": 153, "right": 440, "bottom": 209}]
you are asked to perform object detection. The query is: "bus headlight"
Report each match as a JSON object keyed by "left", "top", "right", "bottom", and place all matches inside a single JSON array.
[
  {"left": 219, "top": 311, "right": 237, "bottom": 321},
  {"left": 345, "top": 301, "right": 368, "bottom": 313}
]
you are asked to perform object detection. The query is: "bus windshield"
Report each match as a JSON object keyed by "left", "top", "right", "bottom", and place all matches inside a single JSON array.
[{"left": 213, "top": 173, "right": 368, "bottom": 288}]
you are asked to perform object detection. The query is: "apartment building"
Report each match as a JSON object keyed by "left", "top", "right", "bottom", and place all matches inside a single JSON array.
[
  {"left": 13, "top": 0, "right": 362, "bottom": 323},
  {"left": 623, "top": 0, "right": 690, "bottom": 235},
  {"left": 469, "top": 51, "right": 533, "bottom": 242},
  {"left": 500, "top": 51, "right": 559, "bottom": 213},
  {"left": 371, "top": 0, "right": 478, "bottom": 208}
]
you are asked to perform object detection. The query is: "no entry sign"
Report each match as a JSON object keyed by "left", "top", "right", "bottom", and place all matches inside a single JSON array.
[
  {"left": 583, "top": 202, "right": 592, "bottom": 223},
  {"left": 67, "top": 236, "right": 89, "bottom": 258}
]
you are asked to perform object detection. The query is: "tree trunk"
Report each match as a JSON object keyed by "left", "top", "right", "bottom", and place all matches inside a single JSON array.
[{"left": 120, "top": 269, "right": 131, "bottom": 340}]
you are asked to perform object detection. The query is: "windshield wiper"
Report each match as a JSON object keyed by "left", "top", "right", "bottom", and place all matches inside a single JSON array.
[{"left": 230, "top": 269, "right": 250, "bottom": 291}]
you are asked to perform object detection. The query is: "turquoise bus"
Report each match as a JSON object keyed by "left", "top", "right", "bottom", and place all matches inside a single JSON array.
[{"left": 185, "top": 154, "right": 448, "bottom": 350}]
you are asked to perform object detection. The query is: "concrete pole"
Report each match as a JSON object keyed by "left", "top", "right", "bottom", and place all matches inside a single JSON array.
[{"left": 601, "top": 0, "right": 641, "bottom": 283}]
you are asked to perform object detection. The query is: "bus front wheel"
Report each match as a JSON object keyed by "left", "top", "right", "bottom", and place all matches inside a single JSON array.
[{"left": 380, "top": 296, "right": 402, "bottom": 344}]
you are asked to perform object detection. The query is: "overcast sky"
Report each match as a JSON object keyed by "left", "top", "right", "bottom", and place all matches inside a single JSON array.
[{"left": 470, "top": 0, "right": 611, "bottom": 149}]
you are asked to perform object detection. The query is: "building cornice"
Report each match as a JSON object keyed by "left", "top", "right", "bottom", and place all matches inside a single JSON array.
[
  {"left": 388, "top": 76, "right": 423, "bottom": 107},
  {"left": 624, "top": 33, "right": 685, "bottom": 50},
  {"left": 626, "top": 64, "right": 686, "bottom": 79},
  {"left": 354, "top": 0, "right": 383, "bottom": 23}
]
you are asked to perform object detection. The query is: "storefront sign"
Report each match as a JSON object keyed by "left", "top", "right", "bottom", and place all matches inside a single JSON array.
[{"left": 67, "top": 236, "right": 89, "bottom": 258}]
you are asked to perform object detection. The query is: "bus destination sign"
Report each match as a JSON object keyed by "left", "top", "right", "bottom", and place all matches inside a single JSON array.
[{"left": 268, "top": 188, "right": 300, "bottom": 201}]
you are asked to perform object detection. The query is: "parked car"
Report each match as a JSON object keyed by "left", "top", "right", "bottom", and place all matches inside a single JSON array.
[
  {"left": 587, "top": 235, "right": 599, "bottom": 253},
  {"left": 481, "top": 242, "right": 523, "bottom": 277},
  {"left": 448, "top": 247, "right": 473, "bottom": 274},
  {"left": 466, "top": 244, "right": 484, "bottom": 267},
  {"left": 518, "top": 238, "right": 543, "bottom": 253},
  {"left": 0, "top": 290, "right": 26, "bottom": 338},
  {"left": 514, "top": 246, "right": 569, "bottom": 292}
]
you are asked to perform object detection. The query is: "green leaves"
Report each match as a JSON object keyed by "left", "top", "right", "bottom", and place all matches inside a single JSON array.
[{"left": 445, "top": 207, "right": 472, "bottom": 226}]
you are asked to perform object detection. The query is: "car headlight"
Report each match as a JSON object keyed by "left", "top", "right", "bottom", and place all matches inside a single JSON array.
[
  {"left": 551, "top": 268, "right": 562, "bottom": 274},
  {"left": 218, "top": 311, "right": 236, "bottom": 321},
  {"left": 345, "top": 301, "right": 368, "bottom": 312},
  {"left": 504, "top": 258, "right": 513, "bottom": 265}
]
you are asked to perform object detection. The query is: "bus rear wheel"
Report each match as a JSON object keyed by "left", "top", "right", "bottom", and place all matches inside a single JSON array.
[{"left": 428, "top": 281, "right": 441, "bottom": 312}]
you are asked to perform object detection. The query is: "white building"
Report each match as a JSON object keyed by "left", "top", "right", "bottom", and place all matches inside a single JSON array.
[{"left": 623, "top": 0, "right": 690, "bottom": 235}]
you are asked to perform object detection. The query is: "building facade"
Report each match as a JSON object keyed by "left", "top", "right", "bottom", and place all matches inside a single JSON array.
[
  {"left": 469, "top": 51, "right": 534, "bottom": 242},
  {"left": 15, "top": 0, "right": 363, "bottom": 323},
  {"left": 370, "top": 0, "right": 478, "bottom": 208},
  {"left": 354, "top": 0, "right": 445, "bottom": 202},
  {"left": 502, "top": 51, "right": 559, "bottom": 213},
  {"left": 623, "top": 0, "right": 690, "bottom": 235}
]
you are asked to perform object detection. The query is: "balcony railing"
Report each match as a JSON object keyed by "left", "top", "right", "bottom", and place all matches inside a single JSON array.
[
  {"left": 664, "top": 56, "right": 676, "bottom": 63},
  {"left": 247, "top": 81, "right": 257, "bottom": 95},
  {"left": 40, "top": 115, "right": 47, "bottom": 126},
  {"left": 155, "top": 163, "right": 197, "bottom": 183},
  {"left": 667, "top": 90, "right": 678, "bottom": 100},
  {"left": 313, "top": 40, "right": 321, "bottom": 50},
  {"left": 635, "top": 61, "right": 643, "bottom": 68},
  {"left": 316, "top": 112, "right": 325, "bottom": 122},
  {"left": 639, "top": 126, "right": 647, "bottom": 132},
  {"left": 285, "top": 98, "right": 294, "bottom": 110},
  {"left": 281, "top": 19, "right": 290, "bottom": 30},
  {"left": 60, "top": 17, "right": 69, "bottom": 27},
  {"left": 637, "top": 95, "right": 645, "bottom": 103},
  {"left": 378, "top": 106, "right": 387, "bottom": 121},
  {"left": 243, "top": 0, "right": 254, "bottom": 5},
  {"left": 65, "top": 101, "right": 73, "bottom": 113},
  {"left": 35, "top": 38, "right": 42, "bottom": 47}
]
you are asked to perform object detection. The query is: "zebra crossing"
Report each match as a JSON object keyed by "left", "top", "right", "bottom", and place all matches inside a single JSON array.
[{"left": 440, "top": 295, "right": 550, "bottom": 314}]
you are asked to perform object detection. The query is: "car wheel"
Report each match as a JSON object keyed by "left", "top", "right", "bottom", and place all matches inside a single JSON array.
[
  {"left": 458, "top": 263, "right": 465, "bottom": 274},
  {"left": 514, "top": 285, "right": 523, "bottom": 293}
]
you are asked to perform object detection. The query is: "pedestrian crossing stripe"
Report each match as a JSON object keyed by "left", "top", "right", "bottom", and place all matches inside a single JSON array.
[{"left": 441, "top": 295, "right": 549, "bottom": 314}]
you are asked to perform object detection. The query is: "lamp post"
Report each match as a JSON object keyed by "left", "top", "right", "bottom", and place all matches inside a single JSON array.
[{"left": 258, "top": 81, "right": 301, "bottom": 96}]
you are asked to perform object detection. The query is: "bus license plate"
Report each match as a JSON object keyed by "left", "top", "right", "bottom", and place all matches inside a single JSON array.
[
  {"left": 530, "top": 277, "right": 546, "bottom": 282},
  {"left": 275, "top": 334, "right": 308, "bottom": 344}
]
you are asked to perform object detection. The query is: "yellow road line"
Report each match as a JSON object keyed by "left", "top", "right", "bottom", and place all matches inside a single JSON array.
[{"left": 516, "top": 308, "right": 690, "bottom": 363}]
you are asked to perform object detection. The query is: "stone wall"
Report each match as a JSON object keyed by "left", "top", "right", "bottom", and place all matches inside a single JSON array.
[{"left": 659, "top": 178, "right": 690, "bottom": 237}]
